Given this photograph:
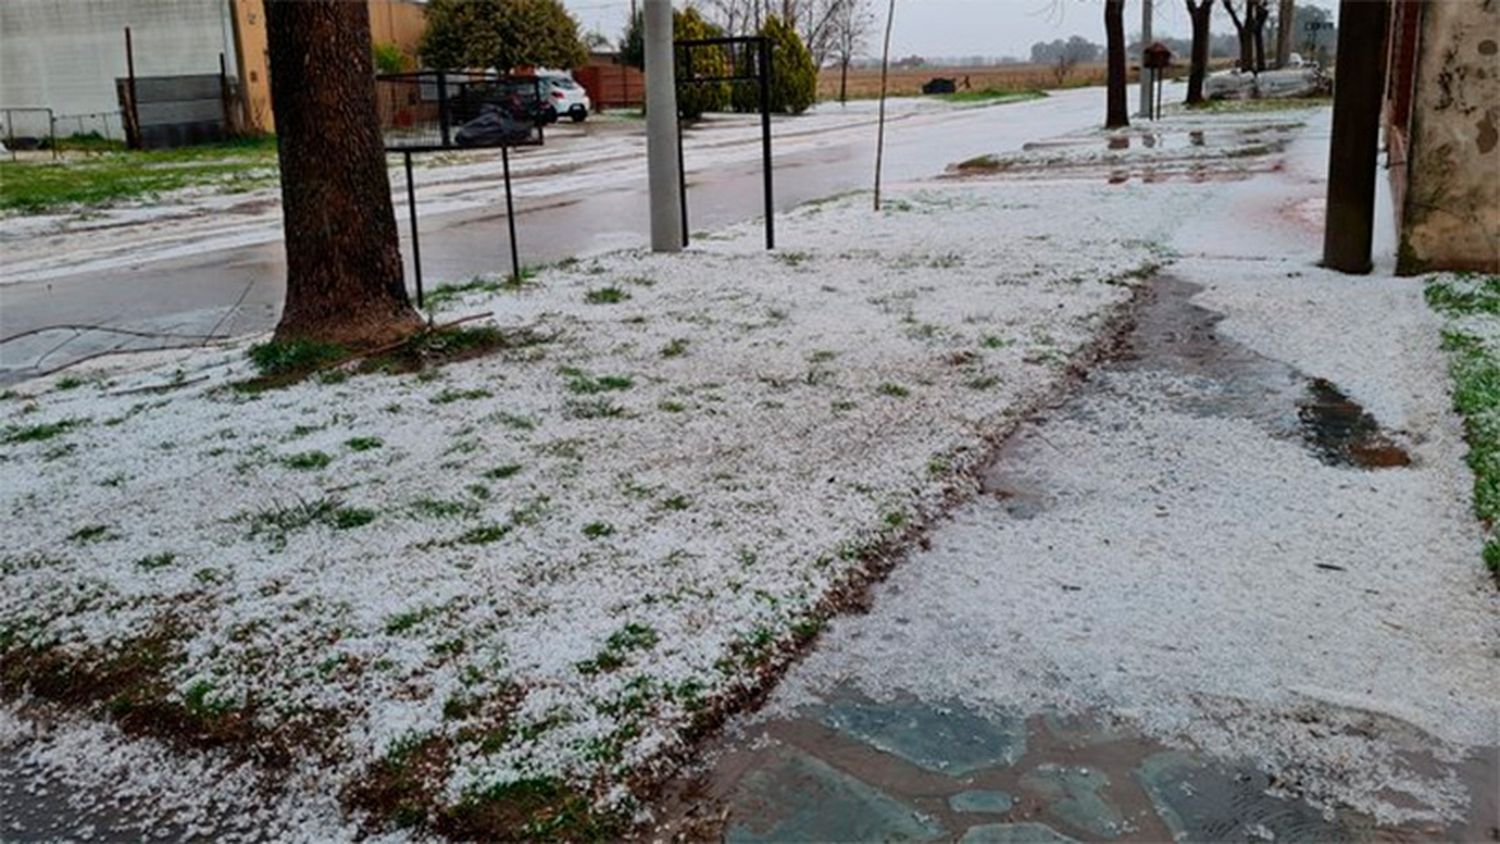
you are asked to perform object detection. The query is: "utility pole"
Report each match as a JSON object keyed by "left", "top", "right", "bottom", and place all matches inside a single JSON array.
[
  {"left": 1138, "top": 0, "right": 1153, "bottom": 117},
  {"left": 1321, "top": 0, "right": 1389, "bottom": 274},
  {"left": 644, "top": 0, "right": 682, "bottom": 252},
  {"left": 1276, "top": 0, "right": 1294, "bottom": 66}
]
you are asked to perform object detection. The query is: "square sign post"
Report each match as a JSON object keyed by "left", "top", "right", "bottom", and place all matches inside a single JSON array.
[
  {"left": 375, "top": 71, "right": 546, "bottom": 306},
  {"left": 673, "top": 36, "right": 775, "bottom": 251}
]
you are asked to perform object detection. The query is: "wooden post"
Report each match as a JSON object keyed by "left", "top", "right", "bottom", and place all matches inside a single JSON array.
[
  {"left": 1321, "top": 0, "right": 1389, "bottom": 274},
  {"left": 872, "top": 0, "right": 895, "bottom": 210}
]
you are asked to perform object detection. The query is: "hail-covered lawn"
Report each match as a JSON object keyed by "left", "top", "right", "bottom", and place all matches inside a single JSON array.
[
  {"left": 1425, "top": 272, "right": 1500, "bottom": 579},
  {"left": 1, "top": 181, "right": 1205, "bottom": 833}
]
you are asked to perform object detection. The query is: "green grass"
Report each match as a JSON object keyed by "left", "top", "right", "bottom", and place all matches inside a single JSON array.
[
  {"left": 584, "top": 286, "right": 630, "bottom": 305},
  {"left": 575, "top": 622, "right": 657, "bottom": 675},
  {"left": 136, "top": 552, "right": 177, "bottom": 570},
  {"left": 2, "top": 417, "right": 87, "bottom": 444},
  {"left": 562, "top": 368, "right": 633, "bottom": 395},
  {"left": 1425, "top": 274, "right": 1500, "bottom": 582},
  {"left": 282, "top": 450, "right": 333, "bottom": 471},
  {"left": 1, "top": 135, "right": 279, "bottom": 213},
  {"left": 346, "top": 436, "right": 384, "bottom": 452},
  {"left": 430, "top": 387, "right": 493, "bottom": 405},
  {"left": 247, "top": 339, "right": 348, "bottom": 377}
]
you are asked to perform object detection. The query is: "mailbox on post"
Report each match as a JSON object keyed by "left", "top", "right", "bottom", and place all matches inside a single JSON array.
[{"left": 1143, "top": 42, "right": 1173, "bottom": 119}]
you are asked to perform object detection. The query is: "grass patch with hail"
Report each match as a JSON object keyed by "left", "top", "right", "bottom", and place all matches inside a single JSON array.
[{"left": 1425, "top": 273, "right": 1500, "bottom": 582}]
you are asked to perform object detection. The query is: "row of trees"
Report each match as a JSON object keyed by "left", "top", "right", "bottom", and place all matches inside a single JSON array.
[{"left": 1105, "top": 0, "right": 1322, "bottom": 126}]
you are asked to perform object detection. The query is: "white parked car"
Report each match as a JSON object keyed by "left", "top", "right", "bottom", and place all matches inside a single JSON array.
[{"left": 541, "top": 74, "right": 591, "bottom": 123}]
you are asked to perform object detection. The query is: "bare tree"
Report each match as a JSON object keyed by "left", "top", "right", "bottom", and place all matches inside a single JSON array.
[
  {"left": 1185, "top": 0, "right": 1213, "bottom": 104},
  {"left": 1223, "top": 0, "right": 1254, "bottom": 71},
  {"left": 1247, "top": 0, "right": 1270, "bottom": 72},
  {"left": 828, "top": 0, "right": 874, "bottom": 103},
  {"left": 264, "top": 0, "right": 420, "bottom": 348},
  {"left": 1105, "top": 0, "right": 1129, "bottom": 128}
]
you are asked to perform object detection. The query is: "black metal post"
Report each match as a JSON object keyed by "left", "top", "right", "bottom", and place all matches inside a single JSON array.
[
  {"left": 1322, "top": 0, "right": 1390, "bottom": 274},
  {"left": 404, "top": 151, "right": 424, "bottom": 308},
  {"left": 677, "top": 113, "right": 689, "bottom": 247},
  {"left": 502, "top": 144, "right": 521, "bottom": 284},
  {"left": 124, "top": 27, "right": 140, "bottom": 150},
  {"left": 437, "top": 71, "right": 451, "bottom": 148},
  {"left": 758, "top": 37, "right": 774, "bottom": 250}
]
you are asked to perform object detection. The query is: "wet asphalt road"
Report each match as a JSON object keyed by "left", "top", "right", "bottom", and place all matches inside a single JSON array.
[{"left": 0, "top": 88, "right": 1106, "bottom": 383}]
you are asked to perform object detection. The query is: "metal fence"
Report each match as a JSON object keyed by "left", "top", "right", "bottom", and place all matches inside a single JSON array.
[
  {"left": 0, "top": 107, "right": 56, "bottom": 154},
  {"left": 375, "top": 71, "right": 546, "bottom": 152}
]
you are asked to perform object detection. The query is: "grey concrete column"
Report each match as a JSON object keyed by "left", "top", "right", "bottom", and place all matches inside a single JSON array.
[
  {"left": 644, "top": 0, "right": 683, "bottom": 253},
  {"left": 1138, "top": 0, "right": 1153, "bottom": 117}
]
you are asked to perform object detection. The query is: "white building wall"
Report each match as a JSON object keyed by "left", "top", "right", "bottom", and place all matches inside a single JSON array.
[{"left": 0, "top": 0, "right": 235, "bottom": 134}]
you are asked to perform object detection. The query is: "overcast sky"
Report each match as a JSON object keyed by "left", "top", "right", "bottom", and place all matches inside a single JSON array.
[{"left": 561, "top": 0, "right": 1339, "bottom": 60}]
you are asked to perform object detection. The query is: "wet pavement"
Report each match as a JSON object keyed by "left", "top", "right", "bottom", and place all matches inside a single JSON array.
[
  {"left": 0, "top": 90, "right": 1106, "bottom": 384},
  {"left": 686, "top": 273, "right": 1498, "bottom": 843},
  {"left": 705, "top": 693, "right": 1494, "bottom": 843}
]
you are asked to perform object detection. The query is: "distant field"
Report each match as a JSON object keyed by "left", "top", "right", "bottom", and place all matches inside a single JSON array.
[
  {"left": 819, "top": 62, "right": 1114, "bottom": 100},
  {"left": 818, "top": 60, "right": 1228, "bottom": 101}
]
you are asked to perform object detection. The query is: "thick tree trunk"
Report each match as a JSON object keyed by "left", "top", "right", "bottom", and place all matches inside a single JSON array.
[
  {"left": 1185, "top": 0, "right": 1213, "bottom": 104},
  {"left": 264, "top": 0, "right": 421, "bottom": 348},
  {"left": 1224, "top": 0, "right": 1254, "bottom": 71},
  {"left": 1276, "top": 0, "right": 1295, "bottom": 67},
  {"left": 1105, "top": 0, "right": 1129, "bottom": 128},
  {"left": 1249, "top": 0, "right": 1270, "bottom": 72}
]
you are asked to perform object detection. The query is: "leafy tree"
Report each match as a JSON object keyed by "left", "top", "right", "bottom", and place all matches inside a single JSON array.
[
  {"left": 419, "top": 0, "right": 587, "bottom": 72},
  {"left": 264, "top": 0, "right": 420, "bottom": 347},
  {"left": 371, "top": 41, "right": 410, "bottom": 75},
  {"left": 762, "top": 14, "right": 817, "bottom": 114},
  {"left": 676, "top": 8, "right": 732, "bottom": 118},
  {"left": 619, "top": 8, "right": 730, "bottom": 119}
]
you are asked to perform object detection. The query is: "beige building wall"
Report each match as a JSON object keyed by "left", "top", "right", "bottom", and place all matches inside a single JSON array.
[
  {"left": 1397, "top": 0, "right": 1500, "bottom": 274},
  {"left": 229, "top": 0, "right": 426, "bottom": 135}
]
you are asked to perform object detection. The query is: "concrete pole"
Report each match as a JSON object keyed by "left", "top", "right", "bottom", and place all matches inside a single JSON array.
[
  {"left": 644, "top": 0, "right": 682, "bottom": 252},
  {"left": 1138, "top": 0, "right": 1153, "bottom": 117},
  {"left": 1321, "top": 0, "right": 1389, "bottom": 274}
]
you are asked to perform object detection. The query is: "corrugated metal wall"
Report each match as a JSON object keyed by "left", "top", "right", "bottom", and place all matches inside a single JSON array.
[{"left": 0, "top": 0, "right": 233, "bottom": 134}]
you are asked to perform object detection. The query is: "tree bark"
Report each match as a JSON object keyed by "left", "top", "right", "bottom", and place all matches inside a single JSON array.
[
  {"left": 1249, "top": 0, "right": 1270, "bottom": 72},
  {"left": 264, "top": 0, "right": 421, "bottom": 348},
  {"left": 839, "top": 57, "right": 849, "bottom": 103},
  {"left": 1105, "top": 0, "right": 1129, "bottom": 128},
  {"left": 1185, "top": 0, "right": 1213, "bottom": 104},
  {"left": 1224, "top": 0, "right": 1254, "bottom": 71}
]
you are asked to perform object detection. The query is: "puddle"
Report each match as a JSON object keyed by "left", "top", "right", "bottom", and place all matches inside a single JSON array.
[
  {"left": 1298, "top": 379, "right": 1413, "bottom": 468},
  {"left": 690, "top": 694, "right": 1492, "bottom": 843},
  {"left": 1115, "top": 277, "right": 1411, "bottom": 469}
]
